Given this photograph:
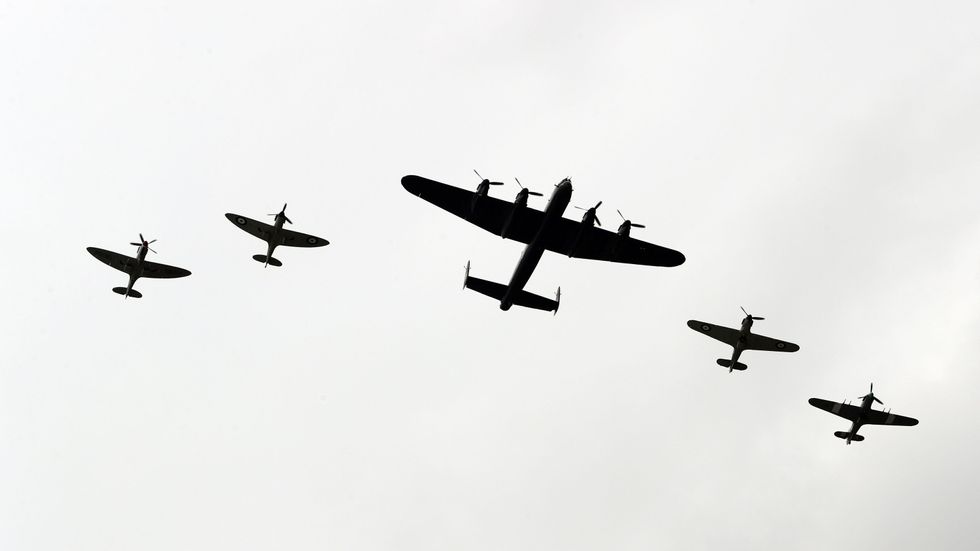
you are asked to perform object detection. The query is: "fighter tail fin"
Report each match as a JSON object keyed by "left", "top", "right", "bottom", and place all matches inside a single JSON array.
[
  {"left": 834, "top": 431, "right": 864, "bottom": 442},
  {"left": 716, "top": 359, "right": 747, "bottom": 371},
  {"left": 464, "top": 274, "right": 559, "bottom": 313},
  {"left": 112, "top": 287, "right": 142, "bottom": 298},
  {"left": 252, "top": 254, "right": 282, "bottom": 267}
]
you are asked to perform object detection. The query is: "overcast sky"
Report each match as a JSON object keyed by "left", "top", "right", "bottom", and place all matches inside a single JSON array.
[{"left": 2, "top": 1, "right": 980, "bottom": 550}]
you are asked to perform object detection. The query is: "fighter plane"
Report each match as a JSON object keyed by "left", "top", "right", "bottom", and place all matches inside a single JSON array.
[
  {"left": 687, "top": 307, "right": 799, "bottom": 371},
  {"left": 401, "top": 171, "right": 685, "bottom": 313},
  {"left": 224, "top": 204, "right": 329, "bottom": 267},
  {"left": 86, "top": 234, "right": 191, "bottom": 298},
  {"left": 809, "top": 383, "right": 919, "bottom": 444}
]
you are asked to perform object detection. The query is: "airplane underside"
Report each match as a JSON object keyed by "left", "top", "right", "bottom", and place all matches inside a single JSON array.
[
  {"left": 112, "top": 286, "right": 143, "bottom": 298},
  {"left": 464, "top": 274, "right": 559, "bottom": 312},
  {"left": 834, "top": 431, "right": 865, "bottom": 443},
  {"left": 252, "top": 254, "right": 283, "bottom": 267}
]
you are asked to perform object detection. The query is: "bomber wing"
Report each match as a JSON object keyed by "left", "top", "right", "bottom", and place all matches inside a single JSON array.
[
  {"left": 544, "top": 219, "right": 685, "bottom": 267},
  {"left": 278, "top": 228, "right": 329, "bottom": 248},
  {"left": 140, "top": 260, "right": 191, "bottom": 279},
  {"left": 87, "top": 247, "right": 136, "bottom": 274},
  {"left": 745, "top": 333, "right": 800, "bottom": 352},
  {"left": 401, "top": 175, "right": 543, "bottom": 244},
  {"left": 225, "top": 213, "right": 275, "bottom": 242},
  {"left": 808, "top": 398, "right": 863, "bottom": 422},
  {"left": 862, "top": 409, "right": 919, "bottom": 427},
  {"left": 687, "top": 320, "right": 741, "bottom": 347}
]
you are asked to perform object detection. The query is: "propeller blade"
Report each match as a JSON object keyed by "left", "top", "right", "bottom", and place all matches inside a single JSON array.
[
  {"left": 595, "top": 214, "right": 601, "bottom": 227},
  {"left": 282, "top": 203, "right": 287, "bottom": 212},
  {"left": 148, "top": 247, "right": 157, "bottom": 254},
  {"left": 148, "top": 239, "right": 157, "bottom": 244},
  {"left": 285, "top": 216, "right": 293, "bottom": 224},
  {"left": 632, "top": 223, "right": 646, "bottom": 228},
  {"left": 741, "top": 306, "right": 749, "bottom": 317},
  {"left": 595, "top": 200, "right": 602, "bottom": 209},
  {"left": 130, "top": 242, "right": 141, "bottom": 246},
  {"left": 528, "top": 191, "right": 543, "bottom": 196},
  {"left": 752, "top": 316, "right": 765, "bottom": 320},
  {"left": 139, "top": 233, "right": 145, "bottom": 242},
  {"left": 473, "top": 169, "right": 483, "bottom": 180},
  {"left": 874, "top": 397, "right": 883, "bottom": 405}
]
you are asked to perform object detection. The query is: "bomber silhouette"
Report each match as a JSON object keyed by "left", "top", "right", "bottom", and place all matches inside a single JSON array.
[{"left": 402, "top": 171, "right": 685, "bottom": 313}]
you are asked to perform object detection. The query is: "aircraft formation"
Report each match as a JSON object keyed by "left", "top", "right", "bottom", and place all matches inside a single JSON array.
[{"left": 85, "top": 171, "right": 918, "bottom": 444}]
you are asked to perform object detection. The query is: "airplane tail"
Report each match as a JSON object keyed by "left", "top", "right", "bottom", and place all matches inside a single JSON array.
[
  {"left": 252, "top": 254, "right": 283, "bottom": 267},
  {"left": 462, "top": 266, "right": 558, "bottom": 313},
  {"left": 834, "top": 431, "right": 864, "bottom": 442},
  {"left": 112, "top": 287, "right": 142, "bottom": 298},
  {"left": 716, "top": 358, "right": 747, "bottom": 371}
]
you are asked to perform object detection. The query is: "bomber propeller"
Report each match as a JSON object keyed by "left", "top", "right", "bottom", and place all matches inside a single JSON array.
[
  {"left": 130, "top": 233, "right": 157, "bottom": 254},
  {"left": 616, "top": 209, "right": 646, "bottom": 229},
  {"left": 473, "top": 169, "right": 504, "bottom": 187},
  {"left": 514, "top": 178, "right": 543, "bottom": 197},
  {"left": 574, "top": 201, "right": 603, "bottom": 226}
]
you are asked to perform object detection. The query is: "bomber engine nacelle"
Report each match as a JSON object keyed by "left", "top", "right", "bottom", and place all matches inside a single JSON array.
[
  {"left": 575, "top": 201, "right": 602, "bottom": 227},
  {"left": 615, "top": 210, "right": 645, "bottom": 238}
]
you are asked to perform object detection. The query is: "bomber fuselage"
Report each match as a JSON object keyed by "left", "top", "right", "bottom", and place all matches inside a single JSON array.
[{"left": 499, "top": 179, "right": 573, "bottom": 310}]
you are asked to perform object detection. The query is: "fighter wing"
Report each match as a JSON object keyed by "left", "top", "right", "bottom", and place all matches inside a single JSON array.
[
  {"left": 862, "top": 409, "right": 919, "bottom": 427},
  {"left": 401, "top": 175, "right": 544, "bottom": 244},
  {"left": 140, "top": 260, "right": 191, "bottom": 279},
  {"left": 687, "top": 320, "right": 741, "bottom": 347},
  {"left": 543, "top": 218, "right": 685, "bottom": 267},
  {"left": 744, "top": 333, "right": 800, "bottom": 353},
  {"left": 225, "top": 213, "right": 275, "bottom": 242},
  {"left": 87, "top": 247, "right": 137, "bottom": 274},
  {"left": 278, "top": 228, "right": 329, "bottom": 248},
  {"left": 808, "top": 398, "right": 863, "bottom": 422}
]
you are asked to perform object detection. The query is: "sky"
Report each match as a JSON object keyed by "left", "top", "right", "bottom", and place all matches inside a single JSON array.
[{"left": 2, "top": 1, "right": 980, "bottom": 550}]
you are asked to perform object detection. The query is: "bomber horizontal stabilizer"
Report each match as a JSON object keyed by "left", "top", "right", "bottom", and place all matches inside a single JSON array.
[{"left": 464, "top": 275, "right": 558, "bottom": 313}]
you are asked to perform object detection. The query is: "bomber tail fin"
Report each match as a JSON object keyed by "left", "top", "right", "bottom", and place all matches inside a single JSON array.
[
  {"left": 112, "top": 287, "right": 142, "bottom": 298},
  {"left": 463, "top": 268, "right": 558, "bottom": 313},
  {"left": 716, "top": 358, "right": 747, "bottom": 371},
  {"left": 252, "top": 254, "right": 283, "bottom": 267}
]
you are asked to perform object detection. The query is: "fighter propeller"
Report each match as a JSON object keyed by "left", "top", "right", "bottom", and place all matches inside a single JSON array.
[
  {"left": 130, "top": 233, "right": 157, "bottom": 254},
  {"left": 740, "top": 306, "right": 764, "bottom": 321},
  {"left": 860, "top": 383, "right": 884, "bottom": 405},
  {"left": 574, "top": 201, "right": 603, "bottom": 226},
  {"left": 268, "top": 203, "right": 292, "bottom": 224}
]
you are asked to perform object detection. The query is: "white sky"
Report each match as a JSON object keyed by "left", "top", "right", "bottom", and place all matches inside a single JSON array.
[{"left": 2, "top": 1, "right": 979, "bottom": 550}]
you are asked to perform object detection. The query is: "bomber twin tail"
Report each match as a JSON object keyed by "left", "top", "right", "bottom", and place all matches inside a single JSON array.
[
  {"left": 87, "top": 234, "right": 191, "bottom": 298},
  {"left": 225, "top": 204, "right": 329, "bottom": 267},
  {"left": 687, "top": 307, "right": 799, "bottom": 372},
  {"left": 401, "top": 172, "right": 685, "bottom": 313},
  {"left": 809, "top": 383, "right": 918, "bottom": 444}
]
